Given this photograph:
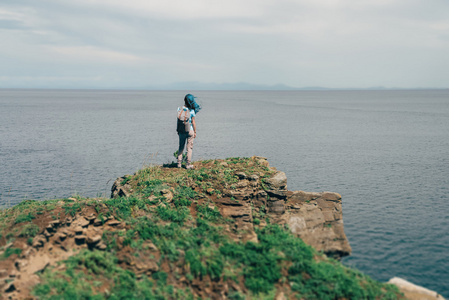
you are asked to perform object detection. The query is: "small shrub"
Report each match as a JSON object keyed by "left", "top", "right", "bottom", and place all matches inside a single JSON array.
[
  {"left": 197, "top": 203, "right": 222, "bottom": 222},
  {"left": 1, "top": 247, "right": 22, "bottom": 260},
  {"left": 121, "top": 176, "right": 132, "bottom": 185},
  {"left": 185, "top": 248, "right": 224, "bottom": 280},
  {"left": 65, "top": 250, "right": 117, "bottom": 276},
  {"left": 156, "top": 205, "right": 190, "bottom": 224},
  {"left": 137, "top": 179, "right": 168, "bottom": 198},
  {"left": 63, "top": 202, "right": 82, "bottom": 217},
  {"left": 14, "top": 212, "right": 35, "bottom": 224},
  {"left": 152, "top": 271, "right": 168, "bottom": 285},
  {"left": 19, "top": 223, "right": 40, "bottom": 237},
  {"left": 173, "top": 186, "right": 197, "bottom": 207}
]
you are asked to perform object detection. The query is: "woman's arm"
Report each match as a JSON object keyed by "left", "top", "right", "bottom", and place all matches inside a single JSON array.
[{"left": 192, "top": 116, "right": 196, "bottom": 138}]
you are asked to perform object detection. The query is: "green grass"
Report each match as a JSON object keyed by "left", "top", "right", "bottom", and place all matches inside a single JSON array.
[
  {"left": 196, "top": 203, "right": 222, "bottom": 222},
  {"left": 1, "top": 247, "right": 22, "bottom": 260},
  {"left": 2, "top": 157, "right": 401, "bottom": 299},
  {"left": 63, "top": 201, "right": 82, "bottom": 217},
  {"left": 32, "top": 250, "right": 193, "bottom": 299},
  {"left": 14, "top": 212, "right": 36, "bottom": 224},
  {"left": 19, "top": 223, "right": 40, "bottom": 238},
  {"left": 156, "top": 205, "right": 190, "bottom": 224}
]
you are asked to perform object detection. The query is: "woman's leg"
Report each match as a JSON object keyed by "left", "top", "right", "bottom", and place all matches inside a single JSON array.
[
  {"left": 186, "top": 130, "right": 195, "bottom": 168},
  {"left": 177, "top": 133, "right": 187, "bottom": 167}
]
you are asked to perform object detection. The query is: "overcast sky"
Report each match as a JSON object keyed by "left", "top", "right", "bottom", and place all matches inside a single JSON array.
[{"left": 1, "top": 0, "right": 448, "bottom": 89}]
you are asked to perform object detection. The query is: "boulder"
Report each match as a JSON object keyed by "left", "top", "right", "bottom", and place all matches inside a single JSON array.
[
  {"left": 107, "top": 220, "right": 121, "bottom": 227},
  {"left": 87, "top": 235, "right": 102, "bottom": 245},
  {"left": 235, "top": 172, "right": 247, "bottom": 179},
  {"left": 160, "top": 189, "right": 173, "bottom": 202},
  {"left": 388, "top": 277, "right": 445, "bottom": 300},
  {"left": 78, "top": 218, "right": 90, "bottom": 228},
  {"left": 264, "top": 171, "right": 287, "bottom": 190}
]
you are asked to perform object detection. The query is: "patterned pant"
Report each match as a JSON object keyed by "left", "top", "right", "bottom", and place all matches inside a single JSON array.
[{"left": 177, "top": 131, "right": 195, "bottom": 164}]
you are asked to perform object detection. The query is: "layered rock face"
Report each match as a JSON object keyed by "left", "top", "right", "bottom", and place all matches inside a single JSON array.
[{"left": 112, "top": 156, "right": 351, "bottom": 258}]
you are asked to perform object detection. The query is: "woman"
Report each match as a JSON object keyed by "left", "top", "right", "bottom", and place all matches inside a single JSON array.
[{"left": 177, "top": 94, "right": 201, "bottom": 169}]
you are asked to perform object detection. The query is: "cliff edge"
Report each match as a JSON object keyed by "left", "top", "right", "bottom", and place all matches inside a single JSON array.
[
  {"left": 113, "top": 156, "right": 351, "bottom": 259},
  {"left": 1, "top": 157, "right": 402, "bottom": 299}
]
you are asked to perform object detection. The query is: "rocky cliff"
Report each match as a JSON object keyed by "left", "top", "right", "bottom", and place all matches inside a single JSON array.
[
  {"left": 113, "top": 156, "right": 351, "bottom": 259},
  {"left": 1, "top": 156, "right": 402, "bottom": 299}
]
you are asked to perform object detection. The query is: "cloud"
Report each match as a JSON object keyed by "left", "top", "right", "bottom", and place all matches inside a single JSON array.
[
  {"left": 49, "top": 46, "right": 146, "bottom": 63},
  {"left": 0, "top": 0, "right": 448, "bottom": 88}
]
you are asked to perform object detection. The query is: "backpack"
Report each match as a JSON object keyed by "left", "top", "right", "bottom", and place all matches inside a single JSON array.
[{"left": 177, "top": 108, "right": 191, "bottom": 133}]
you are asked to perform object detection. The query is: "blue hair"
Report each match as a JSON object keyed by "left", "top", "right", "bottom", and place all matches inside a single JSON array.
[{"left": 184, "top": 94, "right": 201, "bottom": 114}]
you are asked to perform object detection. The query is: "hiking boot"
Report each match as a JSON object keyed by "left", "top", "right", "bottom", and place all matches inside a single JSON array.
[{"left": 186, "top": 164, "right": 194, "bottom": 170}]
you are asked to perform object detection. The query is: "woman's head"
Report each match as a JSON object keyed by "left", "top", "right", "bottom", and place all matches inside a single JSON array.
[
  {"left": 184, "top": 94, "right": 202, "bottom": 113},
  {"left": 184, "top": 94, "right": 194, "bottom": 108}
]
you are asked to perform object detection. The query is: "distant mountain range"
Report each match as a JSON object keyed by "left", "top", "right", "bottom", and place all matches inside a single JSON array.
[
  {"left": 148, "top": 81, "right": 333, "bottom": 90},
  {"left": 144, "top": 81, "right": 445, "bottom": 91}
]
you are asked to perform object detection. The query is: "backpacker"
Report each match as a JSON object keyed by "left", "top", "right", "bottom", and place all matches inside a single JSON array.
[{"left": 177, "top": 108, "right": 191, "bottom": 134}]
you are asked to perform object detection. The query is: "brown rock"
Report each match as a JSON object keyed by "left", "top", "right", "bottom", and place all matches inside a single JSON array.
[
  {"left": 110, "top": 177, "right": 134, "bottom": 198},
  {"left": 75, "top": 235, "right": 86, "bottom": 244},
  {"left": 286, "top": 205, "right": 351, "bottom": 258},
  {"left": 96, "top": 243, "right": 107, "bottom": 251},
  {"left": 4, "top": 282, "right": 16, "bottom": 293},
  {"left": 206, "top": 188, "right": 215, "bottom": 195},
  {"left": 87, "top": 235, "right": 102, "bottom": 245},
  {"left": 321, "top": 192, "right": 342, "bottom": 201},
  {"left": 322, "top": 211, "right": 335, "bottom": 222},
  {"left": 252, "top": 156, "right": 269, "bottom": 167},
  {"left": 93, "top": 218, "right": 103, "bottom": 226},
  {"left": 236, "top": 180, "right": 249, "bottom": 188},
  {"left": 388, "top": 277, "right": 445, "bottom": 300},
  {"left": 267, "top": 200, "right": 285, "bottom": 214},
  {"left": 235, "top": 172, "right": 247, "bottom": 179},
  {"left": 56, "top": 232, "right": 67, "bottom": 241},
  {"left": 85, "top": 214, "right": 96, "bottom": 222},
  {"left": 265, "top": 171, "right": 287, "bottom": 190},
  {"left": 289, "top": 191, "right": 322, "bottom": 202},
  {"left": 136, "top": 260, "right": 159, "bottom": 273},
  {"left": 50, "top": 220, "right": 61, "bottom": 227},
  {"left": 27, "top": 255, "right": 50, "bottom": 274},
  {"left": 32, "top": 235, "right": 46, "bottom": 248},
  {"left": 74, "top": 226, "right": 84, "bottom": 235},
  {"left": 249, "top": 174, "right": 259, "bottom": 181},
  {"left": 107, "top": 220, "right": 121, "bottom": 226},
  {"left": 160, "top": 189, "right": 173, "bottom": 202},
  {"left": 78, "top": 218, "right": 90, "bottom": 228},
  {"left": 221, "top": 205, "right": 251, "bottom": 218}
]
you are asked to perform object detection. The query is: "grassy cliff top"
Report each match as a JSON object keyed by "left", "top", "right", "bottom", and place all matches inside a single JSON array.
[{"left": 0, "top": 157, "right": 402, "bottom": 299}]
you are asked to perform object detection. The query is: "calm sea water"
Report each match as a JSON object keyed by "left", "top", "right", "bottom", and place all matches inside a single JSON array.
[{"left": 1, "top": 89, "right": 448, "bottom": 296}]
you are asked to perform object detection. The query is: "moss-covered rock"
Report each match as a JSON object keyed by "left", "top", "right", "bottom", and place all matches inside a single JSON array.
[{"left": 0, "top": 157, "right": 402, "bottom": 299}]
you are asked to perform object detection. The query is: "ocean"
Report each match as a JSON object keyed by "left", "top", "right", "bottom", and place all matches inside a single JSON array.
[{"left": 1, "top": 89, "right": 448, "bottom": 296}]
